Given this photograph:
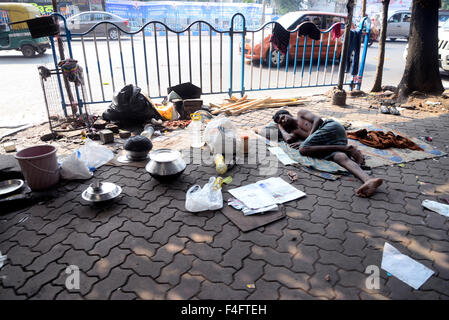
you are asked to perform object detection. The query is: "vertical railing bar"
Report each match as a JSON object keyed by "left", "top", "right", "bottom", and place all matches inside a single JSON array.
[
  {"left": 308, "top": 39, "right": 315, "bottom": 86},
  {"left": 300, "top": 36, "right": 307, "bottom": 86},
  {"left": 177, "top": 32, "right": 182, "bottom": 85},
  {"left": 50, "top": 36, "right": 68, "bottom": 117},
  {"left": 250, "top": 31, "right": 254, "bottom": 90},
  {"left": 322, "top": 32, "right": 332, "bottom": 84},
  {"left": 276, "top": 50, "right": 280, "bottom": 88},
  {"left": 81, "top": 35, "right": 93, "bottom": 102},
  {"left": 220, "top": 31, "right": 223, "bottom": 92},
  {"left": 118, "top": 29, "right": 126, "bottom": 86},
  {"left": 166, "top": 26, "right": 171, "bottom": 88},
  {"left": 357, "top": 24, "right": 370, "bottom": 90},
  {"left": 229, "top": 26, "right": 233, "bottom": 96},
  {"left": 93, "top": 29, "right": 105, "bottom": 101},
  {"left": 292, "top": 32, "right": 299, "bottom": 87},
  {"left": 142, "top": 28, "right": 150, "bottom": 95},
  {"left": 105, "top": 24, "right": 116, "bottom": 92},
  {"left": 330, "top": 38, "right": 338, "bottom": 83},
  {"left": 131, "top": 33, "right": 138, "bottom": 86},
  {"left": 153, "top": 23, "right": 162, "bottom": 97},
  {"left": 240, "top": 17, "right": 246, "bottom": 97},
  {"left": 315, "top": 33, "right": 323, "bottom": 86},
  {"left": 188, "top": 28, "right": 192, "bottom": 84},
  {"left": 267, "top": 24, "right": 273, "bottom": 88},
  {"left": 258, "top": 27, "right": 264, "bottom": 90},
  {"left": 284, "top": 42, "right": 290, "bottom": 88},
  {"left": 199, "top": 23, "right": 203, "bottom": 91},
  {"left": 209, "top": 27, "right": 213, "bottom": 93}
]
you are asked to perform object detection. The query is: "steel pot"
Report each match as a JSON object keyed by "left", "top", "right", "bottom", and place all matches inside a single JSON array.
[{"left": 145, "top": 149, "right": 186, "bottom": 182}]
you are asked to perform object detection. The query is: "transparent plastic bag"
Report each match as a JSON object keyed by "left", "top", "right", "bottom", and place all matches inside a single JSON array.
[
  {"left": 185, "top": 177, "right": 223, "bottom": 212},
  {"left": 78, "top": 139, "right": 114, "bottom": 171},
  {"left": 204, "top": 115, "right": 240, "bottom": 155},
  {"left": 60, "top": 151, "right": 93, "bottom": 180}
]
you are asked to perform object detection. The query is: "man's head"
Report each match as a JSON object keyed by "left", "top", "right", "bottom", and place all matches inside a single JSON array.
[
  {"left": 273, "top": 109, "right": 296, "bottom": 132},
  {"left": 273, "top": 109, "right": 292, "bottom": 124}
]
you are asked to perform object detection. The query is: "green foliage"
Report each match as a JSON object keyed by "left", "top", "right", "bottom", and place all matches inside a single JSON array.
[{"left": 443, "top": 0, "right": 449, "bottom": 10}]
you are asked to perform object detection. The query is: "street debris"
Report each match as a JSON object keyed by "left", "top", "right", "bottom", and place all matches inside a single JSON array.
[
  {"left": 246, "top": 284, "right": 256, "bottom": 289},
  {"left": 381, "top": 242, "right": 434, "bottom": 290},
  {"left": 422, "top": 199, "right": 449, "bottom": 218}
]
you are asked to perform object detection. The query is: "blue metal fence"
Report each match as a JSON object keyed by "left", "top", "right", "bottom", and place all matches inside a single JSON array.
[{"left": 50, "top": 13, "right": 370, "bottom": 114}]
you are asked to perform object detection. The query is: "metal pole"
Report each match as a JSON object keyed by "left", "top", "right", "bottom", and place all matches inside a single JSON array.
[
  {"left": 51, "top": 0, "right": 76, "bottom": 115},
  {"left": 337, "top": 0, "right": 355, "bottom": 90}
]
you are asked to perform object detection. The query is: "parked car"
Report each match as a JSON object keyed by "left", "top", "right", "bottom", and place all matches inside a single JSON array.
[
  {"left": 242, "top": 11, "right": 346, "bottom": 67},
  {"left": 0, "top": 2, "right": 50, "bottom": 57},
  {"left": 403, "top": 19, "right": 449, "bottom": 73},
  {"left": 386, "top": 10, "right": 411, "bottom": 41},
  {"left": 439, "top": 19, "right": 449, "bottom": 72},
  {"left": 60, "top": 11, "right": 130, "bottom": 39}
]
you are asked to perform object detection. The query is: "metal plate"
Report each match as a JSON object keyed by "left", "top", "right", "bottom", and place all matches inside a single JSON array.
[
  {"left": 116, "top": 154, "right": 150, "bottom": 164},
  {"left": 0, "top": 179, "right": 24, "bottom": 197}
]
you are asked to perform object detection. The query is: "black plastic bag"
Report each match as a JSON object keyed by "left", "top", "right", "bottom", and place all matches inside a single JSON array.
[{"left": 102, "top": 84, "right": 163, "bottom": 125}]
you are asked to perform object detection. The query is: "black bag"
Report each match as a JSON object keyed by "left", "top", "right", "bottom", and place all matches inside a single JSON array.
[{"left": 102, "top": 85, "right": 163, "bottom": 125}]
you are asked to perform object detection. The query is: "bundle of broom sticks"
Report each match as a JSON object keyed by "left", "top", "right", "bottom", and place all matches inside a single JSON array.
[{"left": 209, "top": 95, "right": 306, "bottom": 116}]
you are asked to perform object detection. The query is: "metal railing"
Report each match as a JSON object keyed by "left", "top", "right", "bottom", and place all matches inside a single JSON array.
[{"left": 50, "top": 13, "right": 371, "bottom": 112}]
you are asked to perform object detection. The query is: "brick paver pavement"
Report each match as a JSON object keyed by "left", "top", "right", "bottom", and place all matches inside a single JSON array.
[{"left": 1, "top": 95, "right": 448, "bottom": 300}]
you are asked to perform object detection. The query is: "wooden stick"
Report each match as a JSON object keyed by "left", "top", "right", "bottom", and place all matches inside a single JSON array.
[{"left": 230, "top": 97, "right": 272, "bottom": 115}]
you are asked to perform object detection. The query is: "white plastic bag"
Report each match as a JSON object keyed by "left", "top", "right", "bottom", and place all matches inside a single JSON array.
[
  {"left": 78, "top": 139, "right": 114, "bottom": 171},
  {"left": 185, "top": 177, "right": 223, "bottom": 212},
  {"left": 60, "top": 151, "right": 93, "bottom": 180},
  {"left": 204, "top": 115, "right": 240, "bottom": 155}
]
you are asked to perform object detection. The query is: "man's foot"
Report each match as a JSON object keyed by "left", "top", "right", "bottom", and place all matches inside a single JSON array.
[
  {"left": 356, "top": 178, "right": 383, "bottom": 198},
  {"left": 347, "top": 145, "right": 365, "bottom": 165}
]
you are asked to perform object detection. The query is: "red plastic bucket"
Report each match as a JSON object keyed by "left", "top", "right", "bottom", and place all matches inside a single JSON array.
[{"left": 15, "top": 145, "right": 60, "bottom": 191}]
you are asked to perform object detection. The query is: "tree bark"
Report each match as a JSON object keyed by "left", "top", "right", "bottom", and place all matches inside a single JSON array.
[
  {"left": 337, "top": 0, "right": 355, "bottom": 90},
  {"left": 361, "top": 0, "right": 367, "bottom": 17},
  {"left": 397, "top": 0, "right": 444, "bottom": 100},
  {"left": 371, "top": 0, "right": 390, "bottom": 92}
]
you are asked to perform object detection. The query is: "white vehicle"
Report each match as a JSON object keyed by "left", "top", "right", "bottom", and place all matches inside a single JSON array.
[
  {"left": 439, "top": 19, "right": 449, "bottom": 72},
  {"left": 387, "top": 10, "right": 411, "bottom": 41}
]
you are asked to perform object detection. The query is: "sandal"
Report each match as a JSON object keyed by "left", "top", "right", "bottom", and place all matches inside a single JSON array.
[{"left": 380, "top": 105, "right": 390, "bottom": 114}]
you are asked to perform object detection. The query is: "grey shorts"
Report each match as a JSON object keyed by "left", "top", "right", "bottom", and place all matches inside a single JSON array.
[{"left": 300, "top": 119, "right": 348, "bottom": 160}]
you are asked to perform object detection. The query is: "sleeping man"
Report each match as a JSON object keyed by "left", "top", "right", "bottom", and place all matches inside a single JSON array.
[{"left": 273, "top": 109, "right": 383, "bottom": 197}]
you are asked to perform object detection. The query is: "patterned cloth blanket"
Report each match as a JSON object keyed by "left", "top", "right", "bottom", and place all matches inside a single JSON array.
[{"left": 278, "top": 122, "right": 447, "bottom": 174}]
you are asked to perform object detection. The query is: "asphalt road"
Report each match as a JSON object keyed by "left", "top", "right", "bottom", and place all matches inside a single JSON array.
[{"left": 0, "top": 37, "right": 448, "bottom": 131}]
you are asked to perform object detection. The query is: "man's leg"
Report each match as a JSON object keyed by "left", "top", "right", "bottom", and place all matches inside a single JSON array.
[{"left": 332, "top": 152, "right": 383, "bottom": 198}]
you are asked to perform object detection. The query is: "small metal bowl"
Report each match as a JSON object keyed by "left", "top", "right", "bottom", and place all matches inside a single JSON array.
[{"left": 81, "top": 181, "right": 122, "bottom": 202}]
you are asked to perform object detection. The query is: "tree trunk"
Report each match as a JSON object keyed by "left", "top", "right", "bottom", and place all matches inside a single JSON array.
[
  {"left": 337, "top": 0, "right": 355, "bottom": 90},
  {"left": 397, "top": 0, "right": 444, "bottom": 100},
  {"left": 361, "top": 0, "right": 367, "bottom": 17},
  {"left": 371, "top": 0, "right": 390, "bottom": 92}
]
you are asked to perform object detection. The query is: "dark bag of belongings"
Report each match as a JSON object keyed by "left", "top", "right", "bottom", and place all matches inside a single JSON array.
[{"left": 102, "top": 84, "right": 163, "bottom": 125}]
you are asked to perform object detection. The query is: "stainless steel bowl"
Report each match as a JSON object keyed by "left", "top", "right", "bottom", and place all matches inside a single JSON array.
[
  {"left": 145, "top": 149, "right": 186, "bottom": 182},
  {"left": 81, "top": 181, "right": 122, "bottom": 202}
]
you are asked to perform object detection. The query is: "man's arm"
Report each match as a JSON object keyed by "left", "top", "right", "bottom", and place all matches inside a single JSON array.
[{"left": 278, "top": 124, "right": 300, "bottom": 143}]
